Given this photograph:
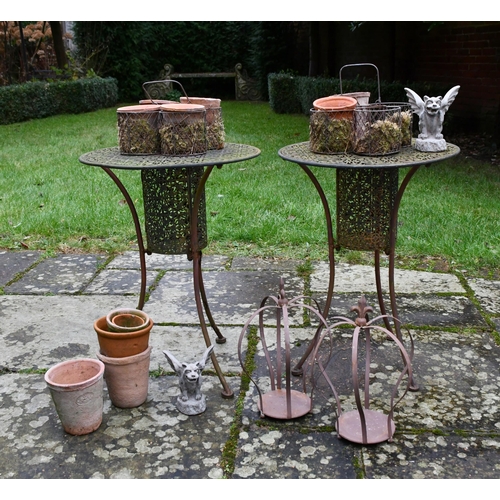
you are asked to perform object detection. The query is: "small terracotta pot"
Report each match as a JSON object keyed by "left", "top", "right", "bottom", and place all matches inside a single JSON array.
[
  {"left": 45, "top": 358, "right": 105, "bottom": 435},
  {"left": 94, "top": 315, "right": 153, "bottom": 358},
  {"left": 313, "top": 95, "right": 357, "bottom": 120},
  {"left": 343, "top": 92, "right": 370, "bottom": 106},
  {"left": 106, "top": 308, "right": 150, "bottom": 333},
  {"left": 97, "top": 346, "right": 152, "bottom": 408}
]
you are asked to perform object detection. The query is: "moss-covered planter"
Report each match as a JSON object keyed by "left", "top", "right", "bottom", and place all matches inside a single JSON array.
[
  {"left": 352, "top": 105, "right": 402, "bottom": 156},
  {"left": 309, "top": 110, "right": 353, "bottom": 154},
  {"left": 117, "top": 105, "right": 161, "bottom": 155},
  {"left": 159, "top": 103, "right": 207, "bottom": 156},
  {"left": 180, "top": 97, "right": 225, "bottom": 150}
]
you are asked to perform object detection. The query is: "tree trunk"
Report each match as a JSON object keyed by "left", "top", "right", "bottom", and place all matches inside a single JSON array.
[{"left": 49, "top": 21, "right": 68, "bottom": 69}]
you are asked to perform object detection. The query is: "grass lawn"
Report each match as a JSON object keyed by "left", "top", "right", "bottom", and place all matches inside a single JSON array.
[{"left": 1, "top": 100, "right": 499, "bottom": 276}]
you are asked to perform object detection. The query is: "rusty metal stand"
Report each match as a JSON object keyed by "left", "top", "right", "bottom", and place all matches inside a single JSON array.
[
  {"left": 278, "top": 142, "right": 461, "bottom": 390},
  {"left": 79, "top": 145, "right": 260, "bottom": 399}
]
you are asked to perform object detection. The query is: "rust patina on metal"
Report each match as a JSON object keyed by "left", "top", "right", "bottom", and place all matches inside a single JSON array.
[
  {"left": 238, "top": 278, "right": 331, "bottom": 420},
  {"left": 311, "top": 295, "right": 414, "bottom": 445}
]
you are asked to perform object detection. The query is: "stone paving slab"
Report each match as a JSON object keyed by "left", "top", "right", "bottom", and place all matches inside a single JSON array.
[
  {"left": 467, "top": 278, "right": 500, "bottom": 315},
  {"left": 0, "top": 295, "right": 138, "bottom": 370},
  {"left": 0, "top": 373, "right": 236, "bottom": 479},
  {"left": 321, "top": 293, "right": 487, "bottom": 328},
  {"left": 145, "top": 270, "right": 304, "bottom": 325},
  {"left": 363, "top": 433, "right": 500, "bottom": 479},
  {"left": 83, "top": 269, "right": 158, "bottom": 296},
  {"left": 108, "top": 251, "right": 230, "bottom": 271},
  {"left": 311, "top": 261, "right": 465, "bottom": 294},
  {"left": 3, "top": 254, "right": 107, "bottom": 294},
  {"left": 232, "top": 426, "right": 361, "bottom": 479},
  {"left": 0, "top": 250, "right": 42, "bottom": 286},
  {"left": 0, "top": 295, "right": 242, "bottom": 375}
]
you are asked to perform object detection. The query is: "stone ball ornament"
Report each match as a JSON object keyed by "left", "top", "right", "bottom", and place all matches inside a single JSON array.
[{"left": 405, "top": 85, "right": 460, "bottom": 152}]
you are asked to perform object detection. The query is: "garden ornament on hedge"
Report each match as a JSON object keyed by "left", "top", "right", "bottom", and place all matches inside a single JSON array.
[
  {"left": 163, "top": 345, "right": 214, "bottom": 415},
  {"left": 405, "top": 85, "right": 460, "bottom": 152}
]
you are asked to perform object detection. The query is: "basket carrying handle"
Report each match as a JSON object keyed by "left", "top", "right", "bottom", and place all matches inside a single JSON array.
[
  {"left": 142, "top": 79, "right": 191, "bottom": 104},
  {"left": 339, "top": 63, "right": 381, "bottom": 102}
]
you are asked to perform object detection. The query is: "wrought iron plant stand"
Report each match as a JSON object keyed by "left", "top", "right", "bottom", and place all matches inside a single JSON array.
[
  {"left": 278, "top": 141, "right": 460, "bottom": 389},
  {"left": 79, "top": 144, "right": 260, "bottom": 399}
]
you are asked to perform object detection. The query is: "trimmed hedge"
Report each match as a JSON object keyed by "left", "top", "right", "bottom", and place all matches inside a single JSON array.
[
  {"left": 0, "top": 77, "right": 118, "bottom": 125},
  {"left": 268, "top": 73, "right": 451, "bottom": 116}
]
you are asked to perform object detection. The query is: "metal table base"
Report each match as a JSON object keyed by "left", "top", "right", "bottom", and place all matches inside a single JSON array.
[
  {"left": 278, "top": 141, "right": 460, "bottom": 389},
  {"left": 80, "top": 144, "right": 261, "bottom": 399}
]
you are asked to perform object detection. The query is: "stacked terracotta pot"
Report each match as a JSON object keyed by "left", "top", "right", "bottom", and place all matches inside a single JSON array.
[{"left": 94, "top": 308, "right": 154, "bottom": 409}]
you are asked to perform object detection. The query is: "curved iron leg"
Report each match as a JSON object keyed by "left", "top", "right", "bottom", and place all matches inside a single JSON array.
[
  {"left": 101, "top": 167, "right": 147, "bottom": 310},
  {"left": 292, "top": 164, "right": 336, "bottom": 376},
  {"left": 374, "top": 250, "right": 393, "bottom": 332},
  {"left": 196, "top": 250, "right": 227, "bottom": 344},
  {"left": 191, "top": 165, "right": 233, "bottom": 398},
  {"left": 388, "top": 164, "right": 421, "bottom": 391}
]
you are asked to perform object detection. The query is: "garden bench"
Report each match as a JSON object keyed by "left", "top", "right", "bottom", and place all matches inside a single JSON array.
[{"left": 156, "top": 63, "right": 261, "bottom": 101}]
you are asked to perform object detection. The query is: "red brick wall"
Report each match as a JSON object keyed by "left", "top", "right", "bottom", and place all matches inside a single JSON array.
[
  {"left": 403, "top": 21, "right": 500, "bottom": 133},
  {"left": 328, "top": 21, "right": 500, "bottom": 135}
]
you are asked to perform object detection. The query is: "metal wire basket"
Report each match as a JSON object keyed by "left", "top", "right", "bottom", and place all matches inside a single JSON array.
[
  {"left": 352, "top": 104, "right": 402, "bottom": 156},
  {"left": 180, "top": 97, "right": 225, "bottom": 151},
  {"left": 159, "top": 103, "right": 207, "bottom": 156},
  {"left": 309, "top": 108, "right": 355, "bottom": 154},
  {"left": 117, "top": 104, "right": 161, "bottom": 155}
]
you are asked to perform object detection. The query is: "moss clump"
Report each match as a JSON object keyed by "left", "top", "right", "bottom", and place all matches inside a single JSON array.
[
  {"left": 118, "top": 115, "right": 160, "bottom": 155},
  {"left": 353, "top": 118, "right": 402, "bottom": 155},
  {"left": 310, "top": 112, "right": 353, "bottom": 154},
  {"left": 207, "top": 113, "right": 225, "bottom": 150},
  {"left": 159, "top": 120, "right": 207, "bottom": 155},
  {"left": 400, "top": 110, "right": 413, "bottom": 146}
]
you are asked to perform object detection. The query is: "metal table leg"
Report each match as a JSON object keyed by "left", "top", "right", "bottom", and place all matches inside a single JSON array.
[{"left": 191, "top": 164, "right": 234, "bottom": 398}]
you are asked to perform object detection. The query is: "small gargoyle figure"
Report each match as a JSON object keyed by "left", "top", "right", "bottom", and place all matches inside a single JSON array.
[
  {"left": 405, "top": 85, "right": 460, "bottom": 152},
  {"left": 163, "top": 345, "right": 214, "bottom": 415}
]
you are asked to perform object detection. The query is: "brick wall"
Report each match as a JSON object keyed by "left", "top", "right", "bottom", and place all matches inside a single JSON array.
[
  {"left": 403, "top": 21, "right": 500, "bottom": 134},
  {"left": 329, "top": 21, "right": 500, "bottom": 135}
]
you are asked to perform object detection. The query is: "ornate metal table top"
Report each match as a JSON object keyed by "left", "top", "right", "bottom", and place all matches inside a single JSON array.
[
  {"left": 79, "top": 143, "right": 261, "bottom": 170},
  {"left": 278, "top": 141, "right": 460, "bottom": 169}
]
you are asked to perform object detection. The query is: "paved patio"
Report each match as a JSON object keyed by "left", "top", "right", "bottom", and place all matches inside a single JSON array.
[{"left": 0, "top": 250, "right": 499, "bottom": 479}]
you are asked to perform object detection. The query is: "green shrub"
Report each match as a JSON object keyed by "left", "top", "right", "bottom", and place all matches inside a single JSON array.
[
  {"left": 0, "top": 77, "right": 118, "bottom": 125},
  {"left": 268, "top": 73, "right": 456, "bottom": 117},
  {"left": 267, "top": 73, "right": 301, "bottom": 114}
]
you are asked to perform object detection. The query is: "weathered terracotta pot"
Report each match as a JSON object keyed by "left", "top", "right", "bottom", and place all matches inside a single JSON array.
[
  {"left": 97, "top": 346, "right": 152, "bottom": 408},
  {"left": 343, "top": 91, "right": 370, "bottom": 105},
  {"left": 94, "top": 315, "right": 153, "bottom": 358},
  {"left": 313, "top": 95, "right": 357, "bottom": 120},
  {"left": 45, "top": 358, "right": 105, "bottom": 435},
  {"left": 106, "top": 308, "right": 150, "bottom": 333}
]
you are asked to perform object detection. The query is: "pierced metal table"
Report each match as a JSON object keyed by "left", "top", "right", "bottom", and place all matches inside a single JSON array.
[
  {"left": 79, "top": 143, "right": 261, "bottom": 399},
  {"left": 278, "top": 141, "right": 460, "bottom": 386}
]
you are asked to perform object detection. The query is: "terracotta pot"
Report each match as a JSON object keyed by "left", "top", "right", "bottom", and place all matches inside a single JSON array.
[
  {"left": 106, "top": 308, "right": 150, "bottom": 333},
  {"left": 343, "top": 92, "right": 370, "bottom": 106},
  {"left": 45, "top": 358, "right": 105, "bottom": 435},
  {"left": 94, "top": 315, "right": 153, "bottom": 358},
  {"left": 97, "top": 346, "right": 152, "bottom": 408},
  {"left": 313, "top": 95, "right": 357, "bottom": 120}
]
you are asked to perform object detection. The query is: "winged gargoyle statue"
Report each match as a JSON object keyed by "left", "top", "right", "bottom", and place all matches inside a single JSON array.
[
  {"left": 405, "top": 85, "right": 460, "bottom": 151},
  {"left": 163, "top": 345, "right": 214, "bottom": 415}
]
